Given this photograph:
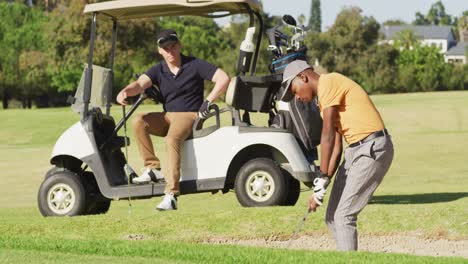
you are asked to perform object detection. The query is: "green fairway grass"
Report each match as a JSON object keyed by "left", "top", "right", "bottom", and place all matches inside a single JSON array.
[
  {"left": 0, "top": 236, "right": 466, "bottom": 264},
  {"left": 0, "top": 91, "right": 467, "bottom": 262}
]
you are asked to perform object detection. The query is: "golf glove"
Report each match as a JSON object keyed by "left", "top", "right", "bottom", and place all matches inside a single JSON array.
[
  {"left": 198, "top": 99, "right": 211, "bottom": 119},
  {"left": 313, "top": 175, "right": 331, "bottom": 206}
]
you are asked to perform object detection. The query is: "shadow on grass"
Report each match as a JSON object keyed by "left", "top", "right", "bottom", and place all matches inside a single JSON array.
[{"left": 370, "top": 192, "right": 468, "bottom": 204}]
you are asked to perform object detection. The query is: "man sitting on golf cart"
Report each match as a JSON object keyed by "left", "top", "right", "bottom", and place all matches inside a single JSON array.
[{"left": 116, "top": 29, "right": 230, "bottom": 211}]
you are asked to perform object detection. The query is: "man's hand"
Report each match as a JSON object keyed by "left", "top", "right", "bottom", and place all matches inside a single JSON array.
[
  {"left": 116, "top": 76, "right": 152, "bottom": 106},
  {"left": 117, "top": 90, "right": 129, "bottom": 106},
  {"left": 308, "top": 194, "right": 320, "bottom": 212},
  {"left": 308, "top": 175, "right": 331, "bottom": 211},
  {"left": 198, "top": 100, "right": 211, "bottom": 119}
]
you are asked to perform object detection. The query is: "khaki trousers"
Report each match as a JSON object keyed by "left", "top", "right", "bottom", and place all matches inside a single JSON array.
[{"left": 132, "top": 112, "right": 198, "bottom": 194}]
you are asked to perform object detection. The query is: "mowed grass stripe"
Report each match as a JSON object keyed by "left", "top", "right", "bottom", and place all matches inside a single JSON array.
[
  {"left": 0, "top": 235, "right": 465, "bottom": 264},
  {"left": 0, "top": 249, "right": 183, "bottom": 264}
]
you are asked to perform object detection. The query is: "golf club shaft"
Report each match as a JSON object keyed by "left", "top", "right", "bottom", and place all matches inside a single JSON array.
[
  {"left": 287, "top": 209, "right": 312, "bottom": 248},
  {"left": 122, "top": 105, "right": 132, "bottom": 214}
]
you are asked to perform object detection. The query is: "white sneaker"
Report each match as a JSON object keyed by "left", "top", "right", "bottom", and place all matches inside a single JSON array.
[
  {"left": 132, "top": 168, "right": 164, "bottom": 184},
  {"left": 156, "top": 193, "right": 177, "bottom": 211}
]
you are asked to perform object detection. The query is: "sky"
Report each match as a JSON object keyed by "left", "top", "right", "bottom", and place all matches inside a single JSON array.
[{"left": 217, "top": 0, "right": 468, "bottom": 30}]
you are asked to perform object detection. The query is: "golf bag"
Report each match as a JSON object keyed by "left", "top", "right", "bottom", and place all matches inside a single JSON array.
[
  {"left": 269, "top": 48, "right": 307, "bottom": 74},
  {"left": 269, "top": 53, "right": 322, "bottom": 162}
]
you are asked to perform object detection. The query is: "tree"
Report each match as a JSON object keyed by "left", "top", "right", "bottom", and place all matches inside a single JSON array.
[
  {"left": 314, "top": 7, "right": 380, "bottom": 80},
  {"left": 413, "top": 1, "right": 453, "bottom": 26},
  {"left": 441, "top": 63, "right": 466, "bottom": 91},
  {"left": 394, "top": 29, "right": 419, "bottom": 50},
  {"left": 297, "top": 14, "right": 306, "bottom": 26},
  {"left": 356, "top": 44, "right": 399, "bottom": 94},
  {"left": 308, "top": 0, "right": 321, "bottom": 32},
  {"left": 397, "top": 45, "right": 445, "bottom": 91},
  {"left": 458, "top": 12, "right": 468, "bottom": 42},
  {"left": 45, "top": 0, "right": 91, "bottom": 96},
  {"left": 383, "top": 19, "right": 407, "bottom": 26},
  {"left": 0, "top": 2, "right": 47, "bottom": 108},
  {"left": 19, "top": 51, "right": 48, "bottom": 108},
  {"left": 427, "top": 1, "right": 452, "bottom": 25},
  {"left": 414, "top": 12, "right": 429, "bottom": 25}
]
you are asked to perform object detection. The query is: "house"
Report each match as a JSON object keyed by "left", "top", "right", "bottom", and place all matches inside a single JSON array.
[
  {"left": 445, "top": 42, "right": 468, "bottom": 64},
  {"left": 381, "top": 25, "right": 466, "bottom": 64},
  {"left": 381, "top": 25, "right": 456, "bottom": 53}
]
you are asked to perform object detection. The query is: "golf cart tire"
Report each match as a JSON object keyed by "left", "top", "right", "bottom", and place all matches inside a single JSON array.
[
  {"left": 37, "top": 169, "right": 87, "bottom": 217},
  {"left": 44, "top": 166, "right": 66, "bottom": 179},
  {"left": 234, "top": 158, "right": 288, "bottom": 207},
  {"left": 80, "top": 171, "right": 111, "bottom": 215},
  {"left": 281, "top": 169, "right": 301, "bottom": 206},
  {"left": 85, "top": 200, "right": 111, "bottom": 215}
]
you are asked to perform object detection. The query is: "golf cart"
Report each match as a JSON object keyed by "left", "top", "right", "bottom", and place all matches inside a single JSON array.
[{"left": 37, "top": 0, "right": 321, "bottom": 217}]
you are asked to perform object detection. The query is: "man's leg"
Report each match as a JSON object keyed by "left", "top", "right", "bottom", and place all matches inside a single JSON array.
[
  {"left": 132, "top": 112, "right": 169, "bottom": 169},
  {"left": 325, "top": 160, "right": 349, "bottom": 243},
  {"left": 330, "top": 136, "right": 394, "bottom": 251},
  {"left": 163, "top": 112, "right": 198, "bottom": 194}
]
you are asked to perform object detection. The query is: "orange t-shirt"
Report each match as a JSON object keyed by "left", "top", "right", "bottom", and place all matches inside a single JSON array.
[{"left": 317, "top": 73, "right": 385, "bottom": 144}]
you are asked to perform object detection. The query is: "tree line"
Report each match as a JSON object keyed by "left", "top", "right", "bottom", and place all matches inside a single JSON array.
[{"left": 0, "top": 0, "right": 467, "bottom": 109}]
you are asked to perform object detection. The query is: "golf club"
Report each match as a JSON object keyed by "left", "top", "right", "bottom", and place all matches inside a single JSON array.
[
  {"left": 122, "top": 105, "right": 134, "bottom": 214},
  {"left": 287, "top": 209, "right": 312, "bottom": 248}
]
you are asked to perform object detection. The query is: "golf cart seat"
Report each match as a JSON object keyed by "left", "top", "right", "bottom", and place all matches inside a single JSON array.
[
  {"left": 225, "top": 74, "right": 282, "bottom": 113},
  {"left": 190, "top": 74, "right": 284, "bottom": 138}
]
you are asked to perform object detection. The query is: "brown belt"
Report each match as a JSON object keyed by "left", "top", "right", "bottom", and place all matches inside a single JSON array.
[{"left": 348, "top": 129, "right": 389, "bottom": 148}]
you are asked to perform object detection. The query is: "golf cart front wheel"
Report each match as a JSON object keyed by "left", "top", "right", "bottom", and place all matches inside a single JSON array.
[
  {"left": 37, "top": 170, "right": 87, "bottom": 216},
  {"left": 234, "top": 158, "right": 288, "bottom": 207},
  {"left": 281, "top": 169, "right": 301, "bottom": 206}
]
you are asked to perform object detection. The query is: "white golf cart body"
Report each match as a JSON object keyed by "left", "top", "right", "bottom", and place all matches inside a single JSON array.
[{"left": 41, "top": 0, "right": 320, "bottom": 216}]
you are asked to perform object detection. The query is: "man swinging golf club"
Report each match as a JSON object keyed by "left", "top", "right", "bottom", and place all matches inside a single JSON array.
[
  {"left": 116, "top": 29, "right": 230, "bottom": 211},
  {"left": 280, "top": 60, "right": 394, "bottom": 251}
]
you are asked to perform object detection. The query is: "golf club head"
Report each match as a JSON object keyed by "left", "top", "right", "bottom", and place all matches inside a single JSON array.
[
  {"left": 267, "top": 45, "right": 278, "bottom": 51},
  {"left": 266, "top": 27, "right": 278, "bottom": 46},
  {"left": 282, "top": 14, "right": 297, "bottom": 27}
]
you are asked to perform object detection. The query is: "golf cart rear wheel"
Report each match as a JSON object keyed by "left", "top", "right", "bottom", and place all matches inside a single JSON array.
[
  {"left": 234, "top": 158, "right": 288, "bottom": 207},
  {"left": 37, "top": 169, "right": 87, "bottom": 217}
]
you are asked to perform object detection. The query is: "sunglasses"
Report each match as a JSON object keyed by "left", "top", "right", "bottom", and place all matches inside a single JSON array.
[{"left": 157, "top": 34, "right": 179, "bottom": 46}]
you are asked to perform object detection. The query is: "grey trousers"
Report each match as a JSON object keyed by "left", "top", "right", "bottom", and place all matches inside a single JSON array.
[{"left": 325, "top": 134, "right": 394, "bottom": 251}]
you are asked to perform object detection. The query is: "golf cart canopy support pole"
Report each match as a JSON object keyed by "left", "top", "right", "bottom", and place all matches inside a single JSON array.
[
  {"left": 106, "top": 19, "right": 118, "bottom": 116},
  {"left": 83, "top": 13, "right": 97, "bottom": 120},
  {"left": 251, "top": 10, "right": 262, "bottom": 76}
]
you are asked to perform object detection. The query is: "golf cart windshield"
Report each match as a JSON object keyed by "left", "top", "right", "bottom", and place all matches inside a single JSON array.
[{"left": 71, "top": 65, "right": 111, "bottom": 115}]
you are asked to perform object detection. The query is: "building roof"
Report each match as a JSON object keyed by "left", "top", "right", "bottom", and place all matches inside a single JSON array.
[
  {"left": 382, "top": 25, "right": 453, "bottom": 40},
  {"left": 83, "top": 0, "right": 261, "bottom": 20},
  {"left": 446, "top": 42, "right": 468, "bottom": 56}
]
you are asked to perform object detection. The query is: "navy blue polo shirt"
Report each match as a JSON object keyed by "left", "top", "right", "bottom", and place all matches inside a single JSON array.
[{"left": 144, "top": 55, "right": 218, "bottom": 112}]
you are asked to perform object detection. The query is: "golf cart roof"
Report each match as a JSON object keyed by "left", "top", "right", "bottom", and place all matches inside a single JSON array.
[{"left": 83, "top": 0, "right": 261, "bottom": 20}]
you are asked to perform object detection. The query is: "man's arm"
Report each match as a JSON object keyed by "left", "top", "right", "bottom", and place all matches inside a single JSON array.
[
  {"left": 327, "top": 129, "right": 343, "bottom": 176},
  {"left": 116, "top": 74, "right": 153, "bottom": 105},
  {"left": 309, "top": 106, "right": 342, "bottom": 212},
  {"left": 198, "top": 69, "right": 230, "bottom": 118},
  {"left": 319, "top": 106, "right": 340, "bottom": 177},
  {"left": 206, "top": 69, "right": 230, "bottom": 102}
]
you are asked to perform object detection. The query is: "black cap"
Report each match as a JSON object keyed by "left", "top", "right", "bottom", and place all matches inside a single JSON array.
[{"left": 157, "top": 29, "right": 179, "bottom": 48}]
